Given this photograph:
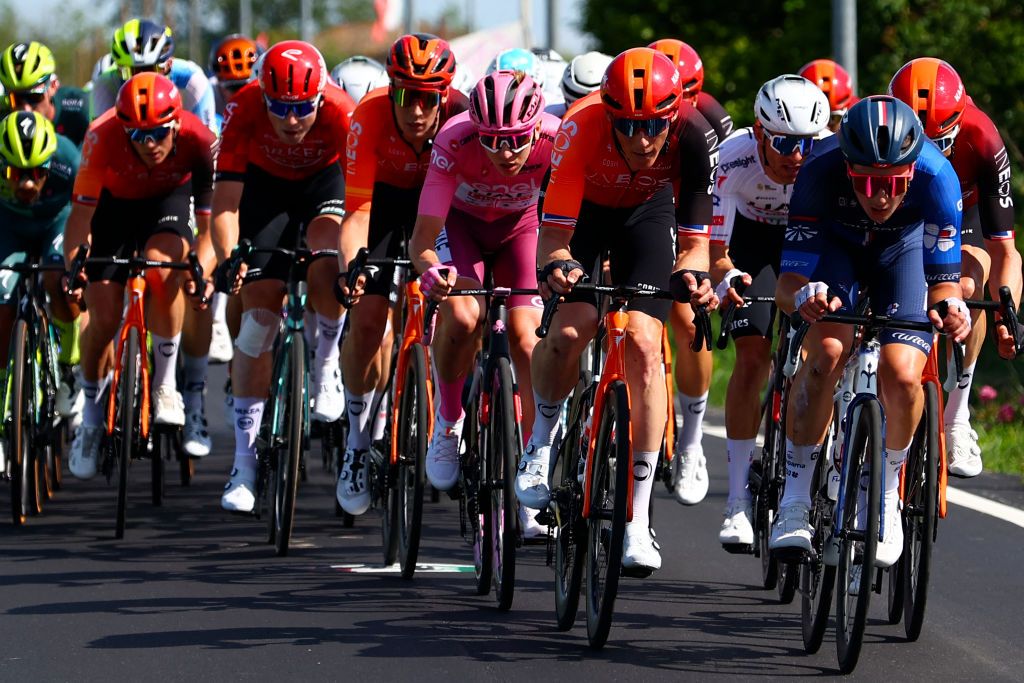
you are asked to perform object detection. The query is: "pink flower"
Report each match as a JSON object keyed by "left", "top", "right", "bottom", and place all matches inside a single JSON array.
[
  {"left": 997, "top": 404, "right": 1016, "bottom": 423},
  {"left": 979, "top": 385, "right": 998, "bottom": 402}
]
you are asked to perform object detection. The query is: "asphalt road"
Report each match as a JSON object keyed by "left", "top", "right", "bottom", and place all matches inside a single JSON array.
[{"left": 3, "top": 363, "right": 1023, "bottom": 681}]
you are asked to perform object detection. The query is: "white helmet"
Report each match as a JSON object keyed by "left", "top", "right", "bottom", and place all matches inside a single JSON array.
[
  {"left": 451, "top": 64, "right": 475, "bottom": 97},
  {"left": 331, "top": 55, "right": 389, "bottom": 104},
  {"left": 560, "top": 51, "right": 613, "bottom": 106},
  {"left": 755, "top": 74, "right": 831, "bottom": 136}
]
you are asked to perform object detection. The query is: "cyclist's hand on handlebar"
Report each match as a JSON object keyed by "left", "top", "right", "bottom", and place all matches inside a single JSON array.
[
  {"left": 795, "top": 281, "right": 841, "bottom": 322},
  {"left": 184, "top": 277, "right": 215, "bottom": 310},
  {"left": 62, "top": 271, "right": 88, "bottom": 305},
  {"left": 929, "top": 296, "right": 972, "bottom": 343},
  {"left": 715, "top": 269, "right": 751, "bottom": 307},
  {"left": 670, "top": 270, "right": 718, "bottom": 311},
  {"left": 419, "top": 264, "right": 456, "bottom": 302},
  {"left": 538, "top": 259, "right": 585, "bottom": 300},
  {"left": 994, "top": 317, "right": 1018, "bottom": 360}
]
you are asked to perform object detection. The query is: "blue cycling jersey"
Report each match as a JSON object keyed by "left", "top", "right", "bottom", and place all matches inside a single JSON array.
[{"left": 783, "top": 136, "right": 963, "bottom": 285}]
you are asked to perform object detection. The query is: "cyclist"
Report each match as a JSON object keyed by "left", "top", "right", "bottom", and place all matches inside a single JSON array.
[
  {"left": 64, "top": 73, "right": 216, "bottom": 479},
  {"left": 409, "top": 71, "right": 558, "bottom": 539},
  {"left": 774, "top": 96, "right": 970, "bottom": 570},
  {"left": 213, "top": 40, "right": 354, "bottom": 512},
  {"left": 0, "top": 112, "right": 80, "bottom": 442},
  {"left": 487, "top": 48, "right": 547, "bottom": 90},
  {"left": 649, "top": 37, "right": 733, "bottom": 504},
  {"left": 531, "top": 47, "right": 567, "bottom": 106},
  {"left": 0, "top": 41, "right": 91, "bottom": 147},
  {"left": 710, "top": 75, "right": 830, "bottom": 548},
  {"left": 91, "top": 19, "right": 218, "bottom": 136},
  {"left": 336, "top": 33, "right": 467, "bottom": 516},
  {"left": 548, "top": 51, "right": 612, "bottom": 118},
  {"left": 889, "top": 58, "right": 1023, "bottom": 477},
  {"left": 331, "top": 56, "right": 389, "bottom": 104},
  {"left": 799, "top": 59, "right": 857, "bottom": 133},
  {"left": 518, "top": 48, "right": 718, "bottom": 573}
]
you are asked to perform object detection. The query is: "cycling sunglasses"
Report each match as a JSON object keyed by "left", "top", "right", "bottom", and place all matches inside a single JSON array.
[
  {"left": 763, "top": 130, "right": 815, "bottom": 156},
  {"left": 846, "top": 162, "right": 916, "bottom": 197},
  {"left": 931, "top": 124, "right": 961, "bottom": 154},
  {"left": 612, "top": 117, "right": 671, "bottom": 138},
  {"left": 4, "top": 164, "right": 49, "bottom": 183},
  {"left": 264, "top": 94, "right": 320, "bottom": 119},
  {"left": 391, "top": 88, "right": 441, "bottom": 109},
  {"left": 9, "top": 90, "right": 47, "bottom": 108},
  {"left": 120, "top": 61, "right": 170, "bottom": 80},
  {"left": 125, "top": 123, "right": 175, "bottom": 145},
  {"left": 479, "top": 130, "right": 533, "bottom": 154}
]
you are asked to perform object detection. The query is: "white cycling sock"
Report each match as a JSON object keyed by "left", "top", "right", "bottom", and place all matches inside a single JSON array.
[
  {"left": 151, "top": 333, "right": 181, "bottom": 390},
  {"left": 345, "top": 388, "right": 375, "bottom": 450},
  {"left": 183, "top": 353, "right": 208, "bottom": 413},
  {"left": 371, "top": 391, "right": 388, "bottom": 441},
  {"left": 779, "top": 439, "right": 819, "bottom": 508},
  {"left": 629, "top": 450, "right": 659, "bottom": 528},
  {"left": 81, "top": 379, "right": 104, "bottom": 428},
  {"left": 885, "top": 442, "right": 911, "bottom": 497},
  {"left": 315, "top": 314, "right": 344, "bottom": 366},
  {"left": 943, "top": 360, "right": 975, "bottom": 427},
  {"left": 676, "top": 391, "right": 708, "bottom": 453},
  {"left": 530, "top": 390, "right": 565, "bottom": 448},
  {"left": 231, "top": 397, "right": 264, "bottom": 472},
  {"left": 211, "top": 292, "right": 228, "bottom": 323},
  {"left": 726, "top": 438, "right": 756, "bottom": 503}
]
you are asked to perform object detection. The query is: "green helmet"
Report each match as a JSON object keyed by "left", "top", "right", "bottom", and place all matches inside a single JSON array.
[
  {"left": 0, "top": 42, "right": 56, "bottom": 93},
  {"left": 0, "top": 111, "right": 57, "bottom": 168},
  {"left": 111, "top": 19, "right": 174, "bottom": 74}
]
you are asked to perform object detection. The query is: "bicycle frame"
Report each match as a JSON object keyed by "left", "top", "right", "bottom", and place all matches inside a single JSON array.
[
  {"left": 661, "top": 327, "right": 674, "bottom": 465},
  {"left": 390, "top": 279, "right": 433, "bottom": 466},
  {"left": 901, "top": 339, "right": 949, "bottom": 519},
  {"left": 106, "top": 272, "right": 150, "bottom": 440}
]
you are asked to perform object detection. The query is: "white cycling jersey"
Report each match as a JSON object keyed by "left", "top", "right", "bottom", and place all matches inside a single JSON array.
[{"left": 711, "top": 126, "right": 831, "bottom": 245}]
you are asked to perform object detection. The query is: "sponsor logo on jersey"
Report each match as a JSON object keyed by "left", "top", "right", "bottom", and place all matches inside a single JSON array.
[
  {"left": 785, "top": 225, "right": 816, "bottom": 241},
  {"left": 923, "top": 223, "right": 957, "bottom": 252},
  {"left": 995, "top": 146, "right": 1014, "bottom": 209},
  {"left": 720, "top": 154, "right": 756, "bottom": 172}
]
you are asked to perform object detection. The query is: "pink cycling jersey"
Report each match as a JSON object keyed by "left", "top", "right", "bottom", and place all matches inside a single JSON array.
[{"left": 418, "top": 110, "right": 561, "bottom": 223}]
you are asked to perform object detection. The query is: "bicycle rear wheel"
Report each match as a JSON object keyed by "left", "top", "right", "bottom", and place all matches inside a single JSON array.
[
  {"left": 9, "top": 320, "right": 32, "bottom": 524},
  {"left": 835, "top": 400, "right": 882, "bottom": 674},
  {"left": 397, "top": 344, "right": 428, "bottom": 578},
  {"left": 115, "top": 329, "right": 142, "bottom": 539},
  {"left": 902, "top": 380, "right": 938, "bottom": 640},
  {"left": 801, "top": 444, "right": 837, "bottom": 654},
  {"left": 463, "top": 378, "right": 492, "bottom": 595},
  {"left": 273, "top": 336, "right": 305, "bottom": 557},
  {"left": 585, "top": 380, "right": 630, "bottom": 649},
  {"left": 554, "top": 376, "right": 590, "bottom": 630},
  {"left": 488, "top": 358, "right": 519, "bottom": 610},
  {"left": 379, "top": 413, "right": 401, "bottom": 566}
]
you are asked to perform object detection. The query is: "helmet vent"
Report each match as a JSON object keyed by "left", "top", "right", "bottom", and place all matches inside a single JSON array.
[
  {"left": 631, "top": 68, "right": 645, "bottom": 110},
  {"left": 899, "top": 130, "right": 916, "bottom": 156},
  {"left": 875, "top": 126, "right": 892, "bottom": 156}
]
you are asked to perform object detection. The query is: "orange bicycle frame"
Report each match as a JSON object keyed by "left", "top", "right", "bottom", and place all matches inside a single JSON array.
[
  {"left": 105, "top": 272, "right": 151, "bottom": 439},
  {"left": 661, "top": 326, "right": 675, "bottom": 464},
  {"left": 898, "top": 337, "right": 949, "bottom": 517},
  {"left": 389, "top": 280, "right": 434, "bottom": 465}
]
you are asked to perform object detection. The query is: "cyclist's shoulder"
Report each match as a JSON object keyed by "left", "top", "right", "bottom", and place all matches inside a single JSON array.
[
  {"left": 351, "top": 87, "right": 391, "bottom": 125},
  {"left": 718, "top": 128, "right": 757, "bottom": 166},
  {"left": 442, "top": 89, "right": 470, "bottom": 120},
  {"left": 169, "top": 58, "right": 209, "bottom": 82},
  {"left": 955, "top": 101, "right": 1004, "bottom": 157},
  {"left": 51, "top": 134, "right": 80, "bottom": 173}
]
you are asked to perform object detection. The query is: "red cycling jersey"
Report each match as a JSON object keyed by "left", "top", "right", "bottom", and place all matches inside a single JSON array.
[
  {"left": 541, "top": 91, "right": 718, "bottom": 234},
  {"left": 948, "top": 100, "right": 1015, "bottom": 241},
  {"left": 343, "top": 87, "right": 469, "bottom": 214},
  {"left": 695, "top": 92, "right": 734, "bottom": 143},
  {"left": 73, "top": 109, "right": 216, "bottom": 213},
  {"left": 216, "top": 80, "right": 355, "bottom": 182}
]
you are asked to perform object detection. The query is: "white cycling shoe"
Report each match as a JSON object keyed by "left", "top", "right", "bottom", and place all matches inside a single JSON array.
[
  {"left": 183, "top": 410, "right": 212, "bottom": 457},
  {"left": 946, "top": 422, "right": 983, "bottom": 478},
  {"left": 673, "top": 446, "right": 709, "bottom": 505},
  {"left": 514, "top": 437, "right": 552, "bottom": 509},
  {"left": 875, "top": 491, "right": 904, "bottom": 568},
  {"left": 719, "top": 500, "right": 754, "bottom": 546},
  {"left": 221, "top": 466, "right": 256, "bottom": 513},
  {"left": 153, "top": 386, "right": 185, "bottom": 427},
  {"left": 209, "top": 320, "right": 234, "bottom": 364},
  {"left": 425, "top": 418, "right": 462, "bottom": 492},
  {"left": 69, "top": 425, "right": 104, "bottom": 480},
  {"left": 518, "top": 503, "right": 547, "bottom": 540},
  {"left": 311, "top": 363, "right": 345, "bottom": 423},
  {"left": 336, "top": 448, "right": 371, "bottom": 515},
  {"left": 622, "top": 524, "right": 662, "bottom": 574},
  {"left": 768, "top": 502, "right": 813, "bottom": 553}
]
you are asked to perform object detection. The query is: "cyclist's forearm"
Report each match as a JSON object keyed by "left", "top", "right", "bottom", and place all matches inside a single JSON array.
[
  {"left": 775, "top": 272, "right": 808, "bottom": 314},
  {"left": 927, "top": 282, "right": 962, "bottom": 307},
  {"left": 673, "top": 234, "right": 710, "bottom": 273},
  {"left": 986, "top": 238, "right": 1023, "bottom": 306},
  {"left": 63, "top": 203, "right": 94, "bottom": 266},
  {"left": 339, "top": 209, "right": 370, "bottom": 271},
  {"left": 194, "top": 214, "right": 216, "bottom": 277},
  {"left": 211, "top": 181, "right": 243, "bottom": 264},
  {"left": 709, "top": 243, "right": 735, "bottom": 283},
  {"left": 409, "top": 214, "right": 445, "bottom": 275},
  {"left": 537, "top": 226, "right": 573, "bottom": 268}
]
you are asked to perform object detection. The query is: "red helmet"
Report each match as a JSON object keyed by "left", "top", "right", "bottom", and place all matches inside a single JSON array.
[
  {"left": 386, "top": 33, "right": 456, "bottom": 91},
  {"left": 601, "top": 48, "right": 681, "bottom": 119},
  {"left": 212, "top": 35, "right": 258, "bottom": 84},
  {"left": 799, "top": 59, "right": 854, "bottom": 113},
  {"left": 259, "top": 40, "right": 327, "bottom": 101},
  {"left": 115, "top": 72, "right": 182, "bottom": 127},
  {"left": 648, "top": 39, "right": 703, "bottom": 102},
  {"left": 888, "top": 57, "right": 966, "bottom": 140}
]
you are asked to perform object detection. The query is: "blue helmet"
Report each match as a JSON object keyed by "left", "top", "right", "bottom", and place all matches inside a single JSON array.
[
  {"left": 487, "top": 48, "right": 544, "bottom": 86},
  {"left": 838, "top": 95, "right": 925, "bottom": 167}
]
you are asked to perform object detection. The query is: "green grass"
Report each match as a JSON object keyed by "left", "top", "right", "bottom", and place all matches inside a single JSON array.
[{"left": 976, "top": 422, "right": 1024, "bottom": 481}]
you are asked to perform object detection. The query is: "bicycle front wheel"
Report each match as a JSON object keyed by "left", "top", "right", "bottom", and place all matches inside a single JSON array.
[
  {"left": 554, "top": 375, "right": 590, "bottom": 631},
  {"left": 903, "top": 380, "right": 939, "bottom": 640},
  {"left": 835, "top": 399, "right": 882, "bottom": 674},
  {"left": 114, "top": 328, "right": 143, "bottom": 539},
  {"left": 9, "top": 320, "right": 32, "bottom": 524},
  {"left": 585, "top": 380, "right": 630, "bottom": 649},
  {"left": 488, "top": 358, "right": 519, "bottom": 610},
  {"left": 397, "top": 344, "right": 428, "bottom": 579},
  {"left": 273, "top": 336, "right": 305, "bottom": 557},
  {"left": 801, "top": 432, "right": 837, "bottom": 654}
]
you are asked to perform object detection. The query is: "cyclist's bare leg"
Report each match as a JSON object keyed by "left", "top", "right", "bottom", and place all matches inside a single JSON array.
[
  {"left": 785, "top": 322, "right": 851, "bottom": 447},
  {"left": 725, "top": 336, "right": 772, "bottom": 439},
  {"left": 43, "top": 271, "right": 77, "bottom": 324},
  {"left": 306, "top": 215, "right": 344, "bottom": 320},
  {"left": 945, "top": 246, "right": 989, "bottom": 430},
  {"left": 878, "top": 344, "right": 927, "bottom": 450},
  {"left": 530, "top": 302, "right": 598, "bottom": 407},
  {"left": 78, "top": 281, "right": 126, "bottom": 427},
  {"left": 142, "top": 233, "right": 188, "bottom": 339},
  {"left": 341, "top": 293, "right": 389, "bottom": 448},
  {"left": 508, "top": 305, "right": 542, "bottom": 440},
  {"left": 669, "top": 301, "right": 712, "bottom": 453},
  {"left": 233, "top": 280, "right": 286, "bottom": 398},
  {"left": 227, "top": 292, "right": 242, "bottom": 337},
  {"left": 624, "top": 311, "right": 668, "bottom": 453},
  {"left": 433, "top": 278, "right": 484, "bottom": 421}
]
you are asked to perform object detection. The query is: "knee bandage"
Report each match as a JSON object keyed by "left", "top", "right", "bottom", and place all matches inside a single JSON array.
[{"left": 235, "top": 308, "right": 282, "bottom": 358}]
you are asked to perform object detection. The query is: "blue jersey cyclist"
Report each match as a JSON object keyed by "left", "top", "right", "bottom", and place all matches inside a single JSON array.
[{"left": 774, "top": 96, "right": 971, "bottom": 573}]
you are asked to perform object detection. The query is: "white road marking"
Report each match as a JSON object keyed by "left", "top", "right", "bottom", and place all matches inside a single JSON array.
[
  {"left": 331, "top": 563, "right": 475, "bottom": 574},
  {"left": 702, "top": 422, "right": 1024, "bottom": 528}
]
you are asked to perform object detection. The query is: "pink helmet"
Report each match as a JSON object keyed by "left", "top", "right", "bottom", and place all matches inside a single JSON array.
[{"left": 469, "top": 69, "right": 545, "bottom": 133}]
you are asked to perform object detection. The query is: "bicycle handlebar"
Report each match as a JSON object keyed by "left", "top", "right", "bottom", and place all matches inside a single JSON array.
[
  {"left": 535, "top": 283, "right": 678, "bottom": 340},
  {"left": 336, "top": 246, "right": 414, "bottom": 308},
  {"left": 64, "top": 243, "right": 208, "bottom": 305}
]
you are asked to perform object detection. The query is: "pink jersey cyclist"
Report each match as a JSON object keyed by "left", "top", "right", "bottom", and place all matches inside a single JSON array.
[
  {"left": 419, "top": 109, "right": 559, "bottom": 309},
  {"left": 409, "top": 70, "right": 551, "bottom": 506}
]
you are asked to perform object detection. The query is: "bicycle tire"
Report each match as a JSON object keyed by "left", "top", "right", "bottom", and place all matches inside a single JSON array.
[
  {"left": 836, "top": 399, "right": 882, "bottom": 674},
  {"left": 777, "top": 560, "right": 798, "bottom": 603},
  {"left": 903, "top": 380, "right": 938, "bottom": 641},
  {"left": 380, "top": 417, "right": 401, "bottom": 565},
  {"left": 273, "top": 336, "right": 305, "bottom": 557},
  {"left": 886, "top": 553, "right": 905, "bottom": 625},
  {"left": 489, "top": 358, "right": 519, "bottom": 610},
  {"left": 554, "top": 375, "right": 590, "bottom": 631},
  {"left": 801, "top": 444, "right": 837, "bottom": 654},
  {"left": 756, "top": 398, "right": 783, "bottom": 590},
  {"left": 151, "top": 430, "right": 165, "bottom": 506},
  {"left": 36, "top": 313, "right": 60, "bottom": 505},
  {"left": 397, "top": 344, "right": 428, "bottom": 579},
  {"left": 9, "top": 320, "right": 31, "bottom": 524},
  {"left": 585, "top": 380, "right": 630, "bottom": 649},
  {"left": 115, "top": 328, "right": 142, "bottom": 539},
  {"left": 463, "top": 379, "right": 492, "bottom": 595}
]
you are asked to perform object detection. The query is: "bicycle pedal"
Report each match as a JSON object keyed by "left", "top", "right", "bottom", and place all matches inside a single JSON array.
[
  {"left": 534, "top": 507, "right": 554, "bottom": 527},
  {"left": 621, "top": 565, "right": 654, "bottom": 579},
  {"left": 722, "top": 542, "right": 755, "bottom": 555},
  {"left": 446, "top": 485, "right": 462, "bottom": 501},
  {"left": 772, "top": 547, "right": 809, "bottom": 564}
]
